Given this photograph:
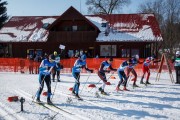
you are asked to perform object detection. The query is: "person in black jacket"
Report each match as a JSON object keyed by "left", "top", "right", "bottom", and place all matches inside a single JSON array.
[{"left": 98, "top": 57, "right": 117, "bottom": 95}]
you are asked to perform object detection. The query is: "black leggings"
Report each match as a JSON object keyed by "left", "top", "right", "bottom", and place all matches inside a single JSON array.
[{"left": 37, "top": 74, "right": 51, "bottom": 98}]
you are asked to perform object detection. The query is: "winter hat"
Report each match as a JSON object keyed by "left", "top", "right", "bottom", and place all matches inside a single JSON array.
[
  {"left": 127, "top": 59, "right": 132, "bottom": 64},
  {"left": 146, "top": 57, "right": 153, "bottom": 63},
  {"left": 135, "top": 55, "right": 139, "bottom": 60},
  {"left": 54, "top": 51, "right": 57, "bottom": 55},
  {"left": 49, "top": 54, "right": 55, "bottom": 61},
  {"left": 176, "top": 51, "right": 180, "bottom": 55},
  {"left": 109, "top": 57, "right": 113, "bottom": 62},
  {"left": 80, "top": 54, "right": 87, "bottom": 61}
]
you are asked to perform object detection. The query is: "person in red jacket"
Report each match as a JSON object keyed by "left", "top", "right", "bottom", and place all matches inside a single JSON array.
[{"left": 140, "top": 56, "right": 160, "bottom": 85}]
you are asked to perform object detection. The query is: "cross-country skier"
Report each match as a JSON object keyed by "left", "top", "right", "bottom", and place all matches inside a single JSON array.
[
  {"left": 127, "top": 55, "right": 142, "bottom": 88},
  {"left": 98, "top": 57, "right": 117, "bottom": 95},
  {"left": 116, "top": 59, "right": 132, "bottom": 91},
  {"left": 36, "top": 54, "right": 56, "bottom": 104},
  {"left": 140, "top": 56, "right": 160, "bottom": 85},
  {"left": 174, "top": 51, "right": 180, "bottom": 84},
  {"left": 51, "top": 51, "right": 62, "bottom": 82},
  {"left": 72, "top": 54, "right": 93, "bottom": 100}
]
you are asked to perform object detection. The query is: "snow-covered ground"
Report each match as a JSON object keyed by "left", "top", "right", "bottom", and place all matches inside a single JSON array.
[{"left": 0, "top": 71, "right": 179, "bottom": 120}]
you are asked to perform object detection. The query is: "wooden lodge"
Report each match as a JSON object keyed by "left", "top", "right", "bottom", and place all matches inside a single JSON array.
[{"left": 0, "top": 6, "right": 163, "bottom": 58}]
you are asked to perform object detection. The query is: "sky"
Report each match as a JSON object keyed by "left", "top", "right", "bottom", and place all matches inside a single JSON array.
[{"left": 5, "top": 0, "right": 151, "bottom": 17}]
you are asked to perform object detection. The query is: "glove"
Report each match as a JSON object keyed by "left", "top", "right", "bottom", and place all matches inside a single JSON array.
[
  {"left": 103, "top": 79, "right": 107, "bottom": 83},
  {"left": 88, "top": 70, "right": 93, "bottom": 73},
  {"left": 106, "top": 70, "right": 110, "bottom": 73},
  {"left": 79, "top": 66, "right": 83, "bottom": 68},
  {"left": 45, "top": 71, "right": 50, "bottom": 75},
  {"left": 60, "top": 65, "right": 63, "bottom": 69}
]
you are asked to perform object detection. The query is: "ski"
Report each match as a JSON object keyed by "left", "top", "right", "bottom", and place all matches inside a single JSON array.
[
  {"left": 33, "top": 100, "right": 72, "bottom": 114},
  {"left": 67, "top": 94, "right": 83, "bottom": 101}
]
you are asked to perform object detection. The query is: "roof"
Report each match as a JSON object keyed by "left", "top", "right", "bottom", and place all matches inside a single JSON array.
[
  {"left": 0, "top": 16, "right": 57, "bottom": 42},
  {"left": 48, "top": 6, "right": 100, "bottom": 32},
  {"left": 85, "top": 14, "right": 163, "bottom": 42},
  {"left": 0, "top": 7, "right": 163, "bottom": 42}
]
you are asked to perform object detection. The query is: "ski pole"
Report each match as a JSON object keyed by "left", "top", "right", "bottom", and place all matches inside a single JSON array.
[
  {"left": 80, "top": 72, "right": 91, "bottom": 94},
  {"left": 88, "top": 72, "right": 114, "bottom": 92},
  {"left": 31, "top": 74, "right": 46, "bottom": 104},
  {"left": 51, "top": 77, "right": 58, "bottom": 101},
  {"left": 126, "top": 75, "right": 132, "bottom": 87}
]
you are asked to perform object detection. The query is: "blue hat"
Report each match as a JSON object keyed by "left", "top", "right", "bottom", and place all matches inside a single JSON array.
[{"left": 81, "top": 54, "right": 87, "bottom": 60}]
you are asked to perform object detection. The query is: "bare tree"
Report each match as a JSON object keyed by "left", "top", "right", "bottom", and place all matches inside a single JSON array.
[
  {"left": 138, "top": 0, "right": 180, "bottom": 57},
  {"left": 86, "top": 0, "right": 131, "bottom": 14}
]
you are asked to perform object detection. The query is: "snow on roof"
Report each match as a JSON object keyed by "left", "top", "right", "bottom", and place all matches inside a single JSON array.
[
  {"left": 86, "top": 14, "right": 163, "bottom": 42},
  {"left": 0, "top": 13, "right": 163, "bottom": 42},
  {"left": 0, "top": 16, "right": 57, "bottom": 42}
]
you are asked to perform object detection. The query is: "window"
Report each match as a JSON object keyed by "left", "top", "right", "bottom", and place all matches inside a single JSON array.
[
  {"left": 42, "top": 23, "right": 49, "bottom": 29},
  {"left": 121, "top": 49, "right": 130, "bottom": 57},
  {"left": 72, "top": 26, "right": 78, "bottom": 31},
  {"left": 36, "top": 49, "right": 43, "bottom": 57},
  {"left": 68, "top": 50, "right": 74, "bottom": 58},
  {"left": 131, "top": 49, "right": 139, "bottom": 57},
  {"left": 101, "top": 23, "right": 107, "bottom": 27},
  {"left": 100, "top": 45, "right": 117, "bottom": 57}
]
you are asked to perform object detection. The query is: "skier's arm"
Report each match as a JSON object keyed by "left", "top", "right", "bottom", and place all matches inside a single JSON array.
[
  {"left": 153, "top": 59, "right": 161, "bottom": 63},
  {"left": 99, "top": 63, "right": 107, "bottom": 72},
  {"left": 39, "top": 60, "right": 47, "bottom": 71},
  {"left": 85, "top": 64, "right": 93, "bottom": 73},
  {"left": 109, "top": 65, "right": 117, "bottom": 71}
]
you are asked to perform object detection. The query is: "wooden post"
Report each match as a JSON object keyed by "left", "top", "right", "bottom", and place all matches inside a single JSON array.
[{"left": 156, "top": 53, "right": 174, "bottom": 83}]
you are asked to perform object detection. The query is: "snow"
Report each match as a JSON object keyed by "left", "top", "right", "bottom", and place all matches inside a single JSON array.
[
  {"left": 86, "top": 15, "right": 163, "bottom": 42},
  {"left": 0, "top": 17, "right": 56, "bottom": 42},
  {"left": 0, "top": 71, "right": 179, "bottom": 120}
]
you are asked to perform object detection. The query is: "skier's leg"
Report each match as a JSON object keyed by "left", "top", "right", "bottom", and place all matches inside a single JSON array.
[
  {"left": 146, "top": 69, "right": 151, "bottom": 84},
  {"left": 57, "top": 70, "right": 60, "bottom": 82},
  {"left": 131, "top": 69, "right": 137, "bottom": 85},
  {"left": 140, "top": 67, "right": 146, "bottom": 84},
  {"left": 117, "top": 71, "right": 123, "bottom": 90},
  {"left": 44, "top": 75, "right": 53, "bottom": 104},
  {"left": 37, "top": 75, "right": 45, "bottom": 100},
  {"left": 122, "top": 72, "right": 129, "bottom": 90},
  {"left": 98, "top": 72, "right": 107, "bottom": 92},
  {"left": 72, "top": 72, "right": 80, "bottom": 94}
]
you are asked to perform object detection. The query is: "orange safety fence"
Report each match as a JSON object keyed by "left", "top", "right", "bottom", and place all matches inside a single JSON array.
[{"left": 0, "top": 58, "right": 175, "bottom": 76}]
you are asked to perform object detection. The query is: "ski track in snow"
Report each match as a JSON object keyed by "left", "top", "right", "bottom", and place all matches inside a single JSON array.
[
  {"left": 0, "top": 72, "right": 180, "bottom": 120},
  {"left": 14, "top": 89, "right": 90, "bottom": 120},
  {"left": 0, "top": 102, "right": 25, "bottom": 120}
]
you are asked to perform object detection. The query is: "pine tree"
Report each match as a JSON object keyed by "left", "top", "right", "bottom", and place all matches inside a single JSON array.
[{"left": 0, "top": 0, "right": 8, "bottom": 29}]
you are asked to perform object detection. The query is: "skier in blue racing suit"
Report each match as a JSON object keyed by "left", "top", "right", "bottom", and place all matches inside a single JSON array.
[
  {"left": 36, "top": 54, "right": 56, "bottom": 104},
  {"left": 72, "top": 54, "right": 93, "bottom": 99}
]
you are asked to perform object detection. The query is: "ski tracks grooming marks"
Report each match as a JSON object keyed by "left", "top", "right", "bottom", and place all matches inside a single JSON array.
[
  {"left": 55, "top": 90, "right": 137, "bottom": 115},
  {"left": 0, "top": 102, "right": 25, "bottom": 120},
  {"left": 14, "top": 89, "right": 90, "bottom": 120}
]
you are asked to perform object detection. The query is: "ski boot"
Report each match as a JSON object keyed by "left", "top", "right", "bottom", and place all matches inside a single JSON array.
[
  {"left": 145, "top": 81, "right": 151, "bottom": 85},
  {"left": 57, "top": 76, "right": 60, "bottom": 82},
  {"left": 72, "top": 91, "right": 76, "bottom": 96},
  {"left": 123, "top": 87, "right": 130, "bottom": 91},
  {"left": 47, "top": 98, "right": 53, "bottom": 105},
  {"left": 140, "top": 80, "right": 144, "bottom": 84},
  {"left": 116, "top": 87, "right": 122, "bottom": 92},
  {"left": 98, "top": 87, "right": 103, "bottom": 92},
  {"left": 101, "top": 90, "right": 108, "bottom": 95},
  {"left": 36, "top": 97, "right": 41, "bottom": 103},
  {"left": 75, "top": 94, "right": 83, "bottom": 100},
  {"left": 133, "top": 83, "right": 139, "bottom": 88}
]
